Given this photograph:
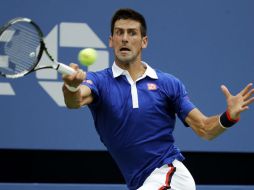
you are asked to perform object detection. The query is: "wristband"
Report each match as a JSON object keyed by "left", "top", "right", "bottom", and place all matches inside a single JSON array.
[
  {"left": 64, "top": 84, "right": 80, "bottom": 92},
  {"left": 219, "top": 110, "right": 240, "bottom": 128}
]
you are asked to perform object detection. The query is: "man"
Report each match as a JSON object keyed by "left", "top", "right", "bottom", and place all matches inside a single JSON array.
[{"left": 62, "top": 8, "right": 254, "bottom": 190}]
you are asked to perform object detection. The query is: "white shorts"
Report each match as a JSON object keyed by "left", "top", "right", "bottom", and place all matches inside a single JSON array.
[{"left": 137, "top": 159, "right": 196, "bottom": 190}]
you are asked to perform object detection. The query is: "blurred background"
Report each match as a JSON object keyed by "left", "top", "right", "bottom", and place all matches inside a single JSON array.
[{"left": 0, "top": 0, "right": 253, "bottom": 189}]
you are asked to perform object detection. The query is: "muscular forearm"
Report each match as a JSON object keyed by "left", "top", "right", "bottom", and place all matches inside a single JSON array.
[
  {"left": 62, "top": 85, "right": 93, "bottom": 108},
  {"left": 200, "top": 115, "right": 226, "bottom": 140},
  {"left": 186, "top": 109, "right": 226, "bottom": 140}
]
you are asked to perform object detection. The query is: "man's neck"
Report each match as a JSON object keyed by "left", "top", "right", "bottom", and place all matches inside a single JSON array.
[{"left": 115, "top": 60, "right": 146, "bottom": 81}]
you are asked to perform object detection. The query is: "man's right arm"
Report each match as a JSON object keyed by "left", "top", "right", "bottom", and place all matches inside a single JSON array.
[
  {"left": 62, "top": 63, "right": 94, "bottom": 109},
  {"left": 62, "top": 84, "right": 93, "bottom": 108}
]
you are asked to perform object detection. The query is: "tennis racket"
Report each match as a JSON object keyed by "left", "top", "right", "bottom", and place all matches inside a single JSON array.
[{"left": 0, "top": 17, "right": 76, "bottom": 79}]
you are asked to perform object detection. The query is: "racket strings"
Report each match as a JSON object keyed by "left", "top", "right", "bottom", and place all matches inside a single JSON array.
[{"left": 0, "top": 22, "right": 41, "bottom": 76}]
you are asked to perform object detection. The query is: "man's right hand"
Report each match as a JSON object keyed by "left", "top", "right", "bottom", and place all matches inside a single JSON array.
[{"left": 62, "top": 63, "right": 86, "bottom": 89}]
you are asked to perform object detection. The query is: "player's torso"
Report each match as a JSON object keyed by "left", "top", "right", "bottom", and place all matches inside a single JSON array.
[{"left": 94, "top": 72, "right": 177, "bottom": 148}]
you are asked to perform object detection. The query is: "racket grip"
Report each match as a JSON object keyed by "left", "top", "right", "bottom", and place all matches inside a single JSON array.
[{"left": 57, "top": 63, "right": 76, "bottom": 75}]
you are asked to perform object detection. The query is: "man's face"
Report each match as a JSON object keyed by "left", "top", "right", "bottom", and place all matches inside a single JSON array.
[{"left": 109, "top": 19, "right": 148, "bottom": 64}]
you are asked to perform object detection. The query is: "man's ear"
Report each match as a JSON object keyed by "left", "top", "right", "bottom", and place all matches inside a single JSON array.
[
  {"left": 109, "top": 36, "right": 113, "bottom": 48},
  {"left": 142, "top": 36, "right": 148, "bottom": 49}
]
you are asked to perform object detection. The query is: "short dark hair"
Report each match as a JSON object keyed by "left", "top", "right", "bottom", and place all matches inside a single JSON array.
[{"left": 111, "top": 8, "right": 147, "bottom": 37}]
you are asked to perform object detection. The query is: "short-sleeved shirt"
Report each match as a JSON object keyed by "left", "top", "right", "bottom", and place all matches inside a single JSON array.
[{"left": 83, "top": 62, "right": 195, "bottom": 190}]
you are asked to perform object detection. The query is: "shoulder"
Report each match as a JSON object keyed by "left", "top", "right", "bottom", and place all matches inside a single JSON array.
[
  {"left": 153, "top": 69, "right": 189, "bottom": 97},
  {"left": 155, "top": 69, "right": 182, "bottom": 86},
  {"left": 87, "top": 68, "right": 113, "bottom": 81}
]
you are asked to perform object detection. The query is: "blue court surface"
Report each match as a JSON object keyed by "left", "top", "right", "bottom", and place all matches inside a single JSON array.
[{"left": 0, "top": 183, "right": 254, "bottom": 190}]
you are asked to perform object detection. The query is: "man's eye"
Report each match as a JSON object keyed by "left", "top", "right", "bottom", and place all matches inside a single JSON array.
[
  {"left": 130, "top": 31, "right": 136, "bottom": 36},
  {"left": 115, "top": 30, "right": 123, "bottom": 35}
]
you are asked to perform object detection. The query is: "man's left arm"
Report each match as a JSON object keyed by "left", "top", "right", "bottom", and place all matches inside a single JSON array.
[{"left": 185, "top": 83, "right": 254, "bottom": 140}]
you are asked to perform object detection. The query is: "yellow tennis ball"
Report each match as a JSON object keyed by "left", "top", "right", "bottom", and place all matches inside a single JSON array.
[{"left": 78, "top": 48, "right": 97, "bottom": 66}]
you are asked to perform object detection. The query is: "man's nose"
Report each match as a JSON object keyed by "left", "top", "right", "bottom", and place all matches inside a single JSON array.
[{"left": 122, "top": 32, "right": 128, "bottom": 42}]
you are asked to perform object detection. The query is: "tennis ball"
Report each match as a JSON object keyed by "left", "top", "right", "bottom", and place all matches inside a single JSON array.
[{"left": 78, "top": 48, "right": 97, "bottom": 66}]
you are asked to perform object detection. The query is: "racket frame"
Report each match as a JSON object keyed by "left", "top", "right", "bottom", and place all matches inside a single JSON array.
[{"left": 0, "top": 17, "right": 74, "bottom": 78}]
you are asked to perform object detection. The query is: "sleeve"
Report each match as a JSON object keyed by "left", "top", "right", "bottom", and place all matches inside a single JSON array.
[
  {"left": 82, "top": 72, "right": 100, "bottom": 106},
  {"left": 172, "top": 78, "right": 196, "bottom": 127}
]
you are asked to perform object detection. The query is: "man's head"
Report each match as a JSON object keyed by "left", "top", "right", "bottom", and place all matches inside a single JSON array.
[
  {"left": 109, "top": 8, "right": 148, "bottom": 65},
  {"left": 111, "top": 8, "right": 147, "bottom": 37}
]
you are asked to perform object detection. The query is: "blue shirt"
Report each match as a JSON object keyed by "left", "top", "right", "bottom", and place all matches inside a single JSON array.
[{"left": 83, "top": 62, "right": 195, "bottom": 190}]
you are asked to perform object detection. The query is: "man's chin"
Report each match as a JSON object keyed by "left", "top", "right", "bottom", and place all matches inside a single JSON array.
[{"left": 117, "top": 57, "right": 133, "bottom": 64}]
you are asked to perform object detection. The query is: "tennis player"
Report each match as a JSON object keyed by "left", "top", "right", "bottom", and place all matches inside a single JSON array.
[{"left": 62, "top": 8, "right": 254, "bottom": 190}]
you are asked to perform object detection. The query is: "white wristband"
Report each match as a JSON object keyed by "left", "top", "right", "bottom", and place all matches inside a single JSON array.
[{"left": 64, "top": 84, "right": 80, "bottom": 92}]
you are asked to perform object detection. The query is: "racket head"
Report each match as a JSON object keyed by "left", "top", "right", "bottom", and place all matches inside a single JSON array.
[{"left": 0, "top": 17, "right": 45, "bottom": 78}]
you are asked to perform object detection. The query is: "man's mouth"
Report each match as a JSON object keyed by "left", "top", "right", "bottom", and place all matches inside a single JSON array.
[{"left": 120, "top": 47, "right": 131, "bottom": 52}]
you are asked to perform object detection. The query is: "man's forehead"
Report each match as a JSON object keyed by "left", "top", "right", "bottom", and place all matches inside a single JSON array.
[{"left": 114, "top": 19, "right": 141, "bottom": 30}]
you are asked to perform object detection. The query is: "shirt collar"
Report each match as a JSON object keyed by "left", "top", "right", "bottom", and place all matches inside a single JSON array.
[{"left": 112, "top": 61, "right": 158, "bottom": 79}]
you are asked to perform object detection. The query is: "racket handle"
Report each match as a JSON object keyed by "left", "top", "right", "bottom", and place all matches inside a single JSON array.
[{"left": 57, "top": 63, "right": 76, "bottom": 75}]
